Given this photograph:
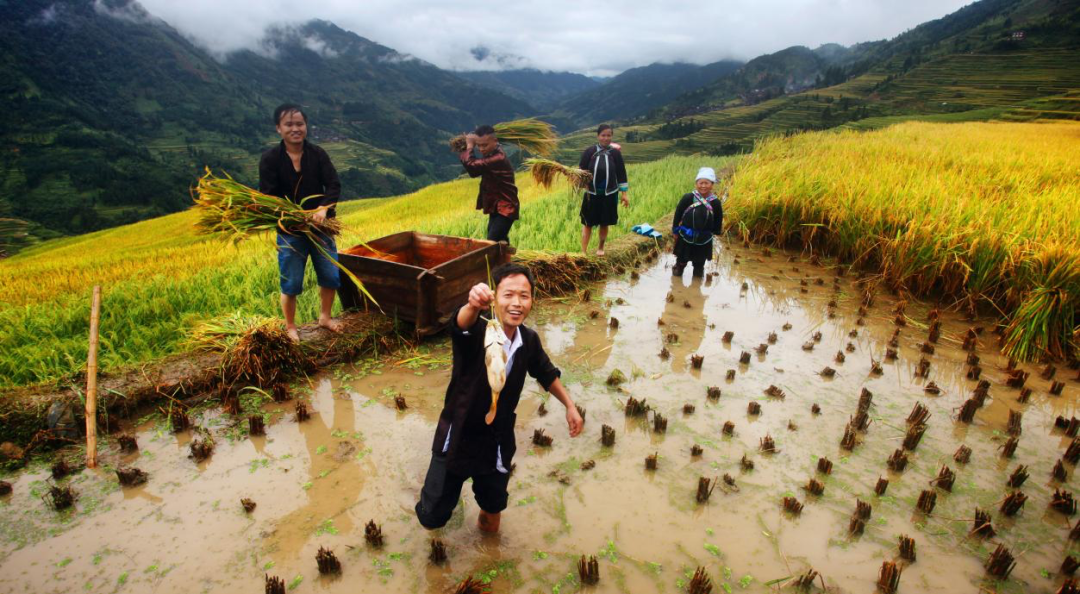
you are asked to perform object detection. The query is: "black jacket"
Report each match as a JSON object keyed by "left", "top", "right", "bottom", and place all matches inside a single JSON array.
[
  {"left": 431, "top": 309, "right": 560, "bottom": 476},
  {"left": 673, "top": 192, "right": 723, "bottom": 244},
  {"left": 578, "top": 144, "right": 628, "bottom": 196},
  {"left": 258, "top": 140, "right": 341, "bottom": 217}
]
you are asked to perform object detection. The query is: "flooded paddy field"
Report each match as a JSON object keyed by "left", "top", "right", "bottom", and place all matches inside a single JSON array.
[{"left": 1, "top": 240, "right": 1077, "bottom": 594}]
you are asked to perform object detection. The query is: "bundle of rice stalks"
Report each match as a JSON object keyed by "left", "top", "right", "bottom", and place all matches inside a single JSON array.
[
  {"left": 985, "top": 544, "right": 1017, "bottom": 579},
  {"left": 315, "top": 547, "right": 341, "bottom": 575},
  {"left": 190, "top": 313, "right": 311, "bottom": 391},
  {"left": 875, "top": 477, "right": 889, "bottom": 496},
  {"left": 429, "top": 539, "right": 447, "bottom": 564},
  {"left": 364, "top": 520, "right": 383, "bottom": 548},
  {"left": 193, "top": 169, "right": 375, "bottom": 304},
  {"left": 578, "top": 555, "right": 600, "bottom": 585},
  {"left": 449, "top": 118, "right": 558, "bottom": 157},
  {"left": 525, "top": 158, "right": 591, "bottom": 190},
  {"left": 688, "top": 567, "right": 713, "bottom": 594},
  {"left": 601, "top": 424, "right": 615, "bottom": 447},
  {"left": 898, "top": 535, "right": 916, "bottom": 561},
  {"left": 878, "top": 561, "right": 902, "bottom": 594}
]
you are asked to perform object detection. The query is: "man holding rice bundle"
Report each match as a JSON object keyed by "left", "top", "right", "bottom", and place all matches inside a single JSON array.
[
  {"left": 460, "top": 125, "right": 520, "bottom": 244},
  {"left": 416, "top": 263, "right": 583, "bottom": 534},
  {"left": 259, "top": 103, "right": 343, "bottom": 342}
]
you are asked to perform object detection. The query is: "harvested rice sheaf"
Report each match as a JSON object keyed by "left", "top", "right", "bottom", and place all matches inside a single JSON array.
[
  {"left": 315, "top": 547, "right": 341, "bottom": 575},
  {"left": 577, "top": 555, "right": 600, "bottom": 585}
]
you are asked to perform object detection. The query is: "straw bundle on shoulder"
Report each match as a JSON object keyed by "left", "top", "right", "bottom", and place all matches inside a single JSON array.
[
  {"left": 449, "top": 118, "right": 558, "bottom": 157},
  {"left": 525, "top": 158, "right": 592, "bottom": 190},
  {"left": 193, "top": 169, "right": 376, "bottom": 304}
]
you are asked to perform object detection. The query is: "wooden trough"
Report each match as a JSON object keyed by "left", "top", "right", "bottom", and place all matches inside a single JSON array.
[{"left": 337, "top": 232, "right": 514, "bottom": 336}]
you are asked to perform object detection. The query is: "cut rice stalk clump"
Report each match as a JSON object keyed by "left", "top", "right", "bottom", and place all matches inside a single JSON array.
[
  {"left": 1066, "top": 438, "right": 1080, "bottom": 465},
  {"left": 870, "top": 359, "right": 883, "bottom": 375},
  {"left": 1054, "top": 459, "right": 1069, "bottom": 482},
  {"left": 916, "top": 490, "right": 937, "bottom": 514},
  {"left": 1007, "top": 409, "right": 1023, "bottom": 436},
  {"left": 1000, "top": 436, "right": 1019, "bottom": 458},
  {"left": 840, "top": 424, "right": 858, "bottom": 451},
  {"left": 316, "top": 547, "right": 341, "bottom": 575},
  {"left": 748, "top": 402, "right": 762, "bottom": 416},
  {"left": 117, "top": 434, "right": 138, "bottom": 453},
  {"left": 691, "top": 354, "right": 705, "bottom": 369},
  {"left": 607, "top": 369, "right": 627, "bottom": 386},
  {"left": 684, "top": 403, "right": 696, "bottom": 414},
  {"left": 852, "top": 411, "right": 871, "bottom": 432},
  {"left": 767, "top": 332, "right": 778, "bottom": 344},
  {"left": 958, "top": 399, "right": 978, "bottom": 423},
  {"left": 688, "top": 567, "right": 712, "bottom": 594},
  {"left": 924, "top": 382, "right": 941, "bottom": 395},
  {"left": 967, "top": 353, "right": 981, "bottom": 366},
  {"left": 532, "top": 429, "right": 553, "bottom": 447},
  {"left": 189, "top": 436, "right": 214, "bottom": 462},
  {"left": 645, "top": 452, "right": 658, "bottom": 471},
  {"left": 914, "top": 358, "right": 930, "bottom": 378},
  {"left": 248, "top": 415, "right": 265, "bottom": 436},
  {"left": 1052, "top": 380, "right": 1066, "bottom": 395},
  {"left": 241, "top": 498, "right": 256, "bottom": 513},
  {"left": 903, "top": 424, "right": 927, "bottom": 451},
  {"left": 1052, "top": 489, "right": 1077, "bottom": 515},
  {"left": 364, "top": 520, "right": 383, "bottom": 548},
  {"left": 954, "top": 445, "right": 972, "bottom": 464},
  {"left": 429, "top": 539, "right": 447, "bottom": 565},
  {"left": 451, "top": 576, "right": 490, "bottom": 594},
  {"left": 759, "top": 434, "right": 776, "bottom": 453},
  {"left": 1001, "top": 491, "right": 1028, "bottom": 516},
  {"left": 817, "top": 457, "right": 833, "bottom": 474},
  {"left": 624, "top": 396, "right": 649, "bottom": 416},
  {"left": 793, "top": 568, "right": 819, "bottom": 590},
  {"left": 855, "top": 499, "right": 872, "bottom": 520},
  {"left": 116, "top": 467, "right": 148, "bottom": 487},
  {"left": 804, "top": 478, "right": 824, "bottom": 496},
  {"left": 858, "top": 388, "right": 873, "bottom": 412},
  {"left": 164, "top": 406, "right": 191, "bottom": 434},
  {"left": 696, "top": 476, "right": 717, "bottom": 503},
  {"left": 44, "top": 485, "right": 77, "bottom": 511},
  {"left": 723, "top": 421, "right": 735, "bottom": 436},
  {"left": 653, "top": 413, "right": 667, "bottom": 434},
  {"left": 395, "top": 395, "right": 408, "bottom": 411},
  {"left": 601, "top": 424, "right": 615, "bottom": 447},
  {"left": 933, "top": 465, "right": 955, "bottom": 491},
  {"left": 577, "top": 554, "right": 600, "bottom": 585},
  {"left": 1006, "top": 369, "right": 1029, "bottom": 389},
  {"left": 971, "top": 508, "right": 995, "bottom": 538},
  {"left": 878, "top": 561, "right": 902, "bottom": 594},
  {"left": 811, "top": 403, "right": 821, "bottom": 415},
  {"left": 525, "top": 158, "right": 591, "bottom": 190},
  {"left": 755, "top": 343, "right": 769, "bottom": 355},
  {"left": 0, "top": 481, "right": 11, "bottom": 496},
  {"left": 849, "top": 514, "right": 866, "bottom": 535},
  {"left": 295, "top": 402, "right": 310, "bottom": 422},
  {"left": 875, "top": 477, "right": 889, "bottom": 496},
  {"left": 266, "top": 574, "right": 286, "bottom": 594},
  {"left": 740, "top": 351, "right": 751, "bottom": 365},
  {"left": 985, "top": 544, "right": 1017, "bottom": 579},
  {"left": 764, "top": 385, "right": 785, "bottom": 399},
  {"left": 967, "top": 366, "right": 982, "bottom": 380},
  {"left": 835, "top": 351, "right": 846, "bottom": 364},
  {"left": 1007, "top": 464, "right": 1029, "bottom": 488},
  {"left": 819, "top": 366, "right": 836, "bottom": 378},
  {"left": 741, "top": 454, "right": 754, "bottom": 471},
  {"left": 907, "top": 403, "right": 933, "bottom": 425},
  {"left": 887, "top": 448, "right": 908, "bottom": 472},
  {"left": 782, "top": 496, "right": 803, "bottom": 515},
  {"left": 691, "top": 444, "right": 704, "bottom": 457},
  {"left": 885, "top": 348, "right": 898, "bottom": 360},
  {"left": 707, "top": 386, "right": 721, "bottom": 401},
  {"left": 898, "top": 535, "right": 916, "bottom": 562}
]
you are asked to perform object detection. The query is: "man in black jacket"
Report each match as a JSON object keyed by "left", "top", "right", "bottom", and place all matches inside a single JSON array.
[
  {"left": 258, "top": 103, "right": 343, "bottom": 342},
  {"left": 415, "top": 263, "right": 583, "bottom": 534}
]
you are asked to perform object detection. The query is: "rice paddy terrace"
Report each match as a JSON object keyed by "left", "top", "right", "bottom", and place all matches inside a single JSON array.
[{"left": 2, "top": 241, "right": 1078, "bottom": 593}]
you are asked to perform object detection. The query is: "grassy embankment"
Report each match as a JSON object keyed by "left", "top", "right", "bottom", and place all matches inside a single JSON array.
[
  {"left": 728, "top": 120, "right": 1080, "bottom": 361},
  {"left": 0, "top": 155, "right": 727, "bottom": 388}
]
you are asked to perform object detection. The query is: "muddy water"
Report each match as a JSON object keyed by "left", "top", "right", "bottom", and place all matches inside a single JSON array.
[{"left": 2, "top": 242, "right": 1078, "bottom": 594}]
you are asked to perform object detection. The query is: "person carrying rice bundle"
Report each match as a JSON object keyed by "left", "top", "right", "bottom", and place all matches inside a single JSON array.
[
  {"left": 460, "top": 125, "right": 520, "bottom": 244},
  {"left": 577, "top": 124, "right": 629, "bottom": 256},
  {"left": 672, "top": 167, "right": 724, "bottom": 278},
  {"left": 258, "top": 103, "right": 344, "bottom": 342},
  {"left": 415, "top": 263, "right": 583, "bottom": 534}
]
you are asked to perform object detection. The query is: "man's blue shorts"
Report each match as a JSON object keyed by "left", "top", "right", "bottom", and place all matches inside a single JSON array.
[{"left": 276, "top": 231, "right": 341, "bottom": 296}]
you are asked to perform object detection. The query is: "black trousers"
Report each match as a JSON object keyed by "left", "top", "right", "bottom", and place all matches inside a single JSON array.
[
  {"left": 487, "top": 214, "right": 514, "bottom": 243},
  {"left": 415, "top": 453, "right": 510, "bottom": 529}
]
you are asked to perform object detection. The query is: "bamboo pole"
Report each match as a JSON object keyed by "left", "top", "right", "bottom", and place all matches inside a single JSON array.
[{"left": 85, "top": 286, "right": 101, "bottom": 469}]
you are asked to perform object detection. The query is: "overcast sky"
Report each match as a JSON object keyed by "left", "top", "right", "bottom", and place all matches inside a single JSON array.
[{"left": 136, "top": 0, "right": 974, "bottom": 77}]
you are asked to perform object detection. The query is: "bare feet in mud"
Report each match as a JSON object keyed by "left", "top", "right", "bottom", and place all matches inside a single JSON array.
[
  {"left": 595, "top": 249, "right": 605, "bottom": 257},
  {"left": 318, "top": 318, "right": 344, "bottom": 333},
  {"left": 286, "top": 326, "right": 300, "bottom": 342}
]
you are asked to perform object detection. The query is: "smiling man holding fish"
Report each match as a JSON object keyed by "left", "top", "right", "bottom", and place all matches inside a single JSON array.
[{"left": 415, "top": 263, "right": 583, "bottom": 534}]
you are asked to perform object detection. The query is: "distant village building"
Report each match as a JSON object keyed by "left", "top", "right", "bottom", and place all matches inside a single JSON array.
[{"left": 1011, "top": 31, "right": 1025, "bottom": 41}]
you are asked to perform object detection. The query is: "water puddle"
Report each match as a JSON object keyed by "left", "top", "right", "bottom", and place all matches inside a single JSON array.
[{"left": 1, "top": 241, "right": 1076, "bottom": 593}]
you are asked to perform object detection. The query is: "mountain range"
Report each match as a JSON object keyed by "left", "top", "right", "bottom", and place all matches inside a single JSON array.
[{"left": 1, "top": 0, "right": 1077, "bottom": 243}]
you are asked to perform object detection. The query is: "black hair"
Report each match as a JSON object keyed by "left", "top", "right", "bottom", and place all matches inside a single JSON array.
[
  {"left": 273, "top": 103, "right": 307, "bottom": 126},
  {"left": 492, "top": 262, "right": 535, "bottom": 295},
  {"left": 597, "top": 124, "right": 613, "bottom": 135},
  {"left": 474, "top": 124, "right": 496, "bottom": 137}
]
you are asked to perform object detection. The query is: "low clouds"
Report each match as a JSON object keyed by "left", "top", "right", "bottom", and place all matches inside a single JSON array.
[{"left": 135, "top": 0, "right": 973, "bottom": 76}]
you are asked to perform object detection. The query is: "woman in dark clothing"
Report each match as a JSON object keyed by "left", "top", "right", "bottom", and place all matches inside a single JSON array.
[
  {"left": 672, "top": 167, "right": 723, "bottom": 278},
  {"left": 578, "top": 124, "right": 628, "bottom": 256}
]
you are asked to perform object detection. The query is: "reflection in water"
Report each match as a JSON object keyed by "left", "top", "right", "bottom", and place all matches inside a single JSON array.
[{"left": 662, "top": 275, "right": 708, "bottom": 375}]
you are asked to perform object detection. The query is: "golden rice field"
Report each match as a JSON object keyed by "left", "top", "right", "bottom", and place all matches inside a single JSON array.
[
  {"left": 728, "top": 120, "right": 1080, "bottom": 361},
  {"left": 0, "top": 155, "right": 727, "bottom": 387}
]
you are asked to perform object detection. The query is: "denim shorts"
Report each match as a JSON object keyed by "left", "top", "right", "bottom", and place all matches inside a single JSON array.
[{"left": 276, "top": 231, "right": 340, "bottom": 296}]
